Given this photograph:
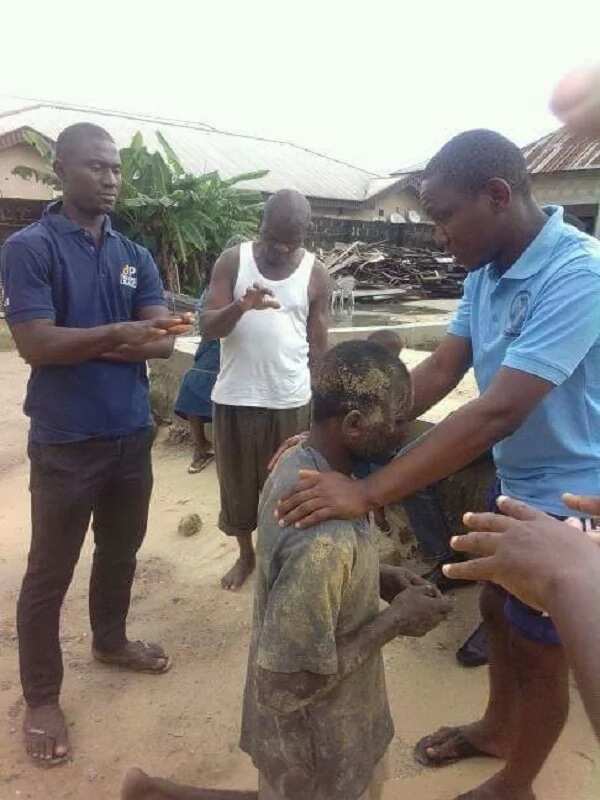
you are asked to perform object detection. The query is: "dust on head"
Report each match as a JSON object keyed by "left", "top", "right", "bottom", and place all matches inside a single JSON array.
[{"left": 312, "top": 340, "right": 411, "bottom": 461}]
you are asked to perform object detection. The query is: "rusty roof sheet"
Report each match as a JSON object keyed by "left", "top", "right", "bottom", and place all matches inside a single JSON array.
[
  {"left": 522, "top": 128, "right": 600, "bottom": 174},
  {"left": 0, "top": 103, "right": 379, "bottom": 201}
]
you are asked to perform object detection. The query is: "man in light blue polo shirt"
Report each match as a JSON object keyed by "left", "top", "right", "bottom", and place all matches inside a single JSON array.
[{"left": 275, "top": 129, "right": 600, "bottom": 800}]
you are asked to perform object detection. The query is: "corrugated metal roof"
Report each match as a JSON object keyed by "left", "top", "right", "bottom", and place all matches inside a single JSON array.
[
  {"left": 0, "top": 103, "right": 379, "bottom": 201},
  {"left": 523, "top": 128, "right": 600, "bottom": 174}
]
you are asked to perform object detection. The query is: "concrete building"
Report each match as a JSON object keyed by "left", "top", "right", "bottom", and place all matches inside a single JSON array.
[{"left": 523, "top": 128, "right": 600, "bottom": 237}]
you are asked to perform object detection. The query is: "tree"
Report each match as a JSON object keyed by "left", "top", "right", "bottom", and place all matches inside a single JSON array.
[{"left": 14, "top": 129, "right": 267, "bottom": 293}]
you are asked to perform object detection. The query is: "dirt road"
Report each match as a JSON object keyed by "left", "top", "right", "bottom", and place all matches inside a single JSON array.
[{"left": 0, "top": 349, "right": 597, "bottom": 800}]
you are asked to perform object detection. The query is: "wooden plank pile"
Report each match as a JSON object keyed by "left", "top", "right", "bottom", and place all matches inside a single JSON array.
[{"left": 320, "top": 241, "right": 467, "bottom": 300}]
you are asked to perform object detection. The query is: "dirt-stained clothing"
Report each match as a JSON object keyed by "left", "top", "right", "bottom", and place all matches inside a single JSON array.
[{"left": 240, "top": 444, "right": 393, "bottom": 800}]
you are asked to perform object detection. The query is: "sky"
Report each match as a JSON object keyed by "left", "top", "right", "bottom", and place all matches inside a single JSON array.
[{"left": 1, "top": 0, "right": 599, "bottom": 175}]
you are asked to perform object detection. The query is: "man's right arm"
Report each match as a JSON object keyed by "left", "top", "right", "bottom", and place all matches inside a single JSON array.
[
  {"left": 2, "top": 240, "right": 185, "bottom": 367},
  {"left": 10, "top": 318, "right": 179, "bottom": 368},
  {"left": 198, "top": 248, "right": 244, "bottom": 339}
]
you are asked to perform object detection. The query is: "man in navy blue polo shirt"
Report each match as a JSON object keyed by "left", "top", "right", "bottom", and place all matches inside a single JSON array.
[
  {"left": 1, "top": 122, "right": 191, "bottom": 766},
  {"left": 276, "top": 130, "right": 600, "bottom": 799}
]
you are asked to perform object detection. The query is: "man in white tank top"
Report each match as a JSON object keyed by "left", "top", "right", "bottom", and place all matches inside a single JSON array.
[{"left": 200, "top": 190, "right": 330, "bottom": 590}]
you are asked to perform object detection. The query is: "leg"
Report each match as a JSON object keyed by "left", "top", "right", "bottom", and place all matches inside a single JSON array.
[
  {"left": 18, "top": 441, "right": 97, "bottom": 764},
  {"left": 122, "top": 768, "right": 258, "bottom": 800},
  {"left": 189, "top": 417, "right": 214, "bottom": 473},
  {"left": 415, "top": 583, "right": 517, "bottom": 765},
  {"left": 457, "top": 631, "right": 568, "bottom": 799},
  {"left": 90, "top": 431, "right": 168, "bottom": 671},
  {"left": 403, "top": 485, "right": 453, "bottom": 564},
  {"left": 214, "top": 405, "right": 258, "bottom": 591}
]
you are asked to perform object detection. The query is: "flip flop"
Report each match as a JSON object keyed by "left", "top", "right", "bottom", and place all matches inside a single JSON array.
[
  {"left": 414, "top": 726, "right": 493, "bottom": 767},
  {"left": 188, "top": 454, "right": 215, "bottom": 474},
  {"left": 93, "top": 640, "right": 172, "bottom": 674}
]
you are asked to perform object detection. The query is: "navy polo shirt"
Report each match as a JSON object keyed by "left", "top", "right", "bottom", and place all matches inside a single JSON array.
[
  {"left": 0, "top": 203, "right": 166, "bottom": 443},
  {"left": 449, "top": 206, "right": 600, "bottom": 515}
]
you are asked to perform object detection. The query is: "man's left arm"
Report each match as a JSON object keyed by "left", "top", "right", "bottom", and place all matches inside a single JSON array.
[
  {"left": 102, "top": 250, "right": 191, "bottom": 363},
  {"left": 306, "top": 261, "right": 330, "bottom": 378}
]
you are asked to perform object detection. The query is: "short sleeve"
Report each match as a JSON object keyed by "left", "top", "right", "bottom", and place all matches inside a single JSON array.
[
  {"left": 447, "top": 272, "right": 474, "bottom": 339},
  {"left": 257, "top": 532, "right": 354, "bottom": 676},
  {"left": 0, "top": 240, "right": 56, "bottom": 324},
  {"left": 503, "top": 264, "right": 600, "bottom": 386},
  {"left": 133, "top": 247, "right": 167, "bottom": 312}
]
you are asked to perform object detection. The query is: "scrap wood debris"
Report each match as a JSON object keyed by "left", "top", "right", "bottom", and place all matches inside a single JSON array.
[{"left": 318, "top": 241, "right": 467, "bottom": 300}]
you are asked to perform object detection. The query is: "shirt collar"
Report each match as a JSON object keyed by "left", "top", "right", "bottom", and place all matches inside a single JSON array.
[
  {"left": 42, "top": 200, "right": 117, "bottom": 238},
  {"left": 487, "top": 205, "right": 565, "bottom": 281}
]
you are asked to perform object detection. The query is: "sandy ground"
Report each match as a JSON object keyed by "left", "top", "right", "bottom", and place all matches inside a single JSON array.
[{"left": 0, "top": 348, "right": 598, "bottom": 800}]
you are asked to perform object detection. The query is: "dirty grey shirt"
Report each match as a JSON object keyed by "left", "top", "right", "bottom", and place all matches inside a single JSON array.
[{"left": 240, "top": 444, "right": 394, "bottom": 800}]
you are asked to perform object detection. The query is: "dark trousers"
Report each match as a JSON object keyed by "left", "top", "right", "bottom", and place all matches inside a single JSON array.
[
  {"left": 402, "top": 484, "right": 453, "bottom": 563},
  {"left": 17, "top": 429, "right": 154, "bottom": 708}
]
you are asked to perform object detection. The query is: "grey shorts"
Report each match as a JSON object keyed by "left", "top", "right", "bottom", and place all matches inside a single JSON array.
[{"left": 213, "top": 403, "right": 310, "bottom": 537}]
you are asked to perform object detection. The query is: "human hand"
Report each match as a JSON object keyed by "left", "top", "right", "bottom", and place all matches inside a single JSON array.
[
  {"left": 239, "top": 282, "right": 281, "bottom": 312},
  {"left": 114, "top": 315, "right": 192, "bottom": 347},
  {"left": 388, "top": 584, "right": 451, "bottom": 637},
  {"left": 550, "top": 63, "right": 600, "bottom": 138},
  {"left": 275, "top": 470, "right": 369, "bottom": 529},
  {"left": 379, "top": 564, "right": 433, "bottom": 604},
  {"left": 443, "top": 496, "right": 600, "bottom": 612},
  {"left": 113, "top": 318, "right": 175, "bottom": 347},
  {"left": 268, "top": 432, "right": 309, "bottom": 472},
  {"left": 563, "top": 493, "right": 600, "bottom": 530}
]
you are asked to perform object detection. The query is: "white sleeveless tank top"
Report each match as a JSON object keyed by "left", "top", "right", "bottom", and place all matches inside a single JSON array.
[{"left": 211, "top": 241, "right": 314, "bottom": 409}]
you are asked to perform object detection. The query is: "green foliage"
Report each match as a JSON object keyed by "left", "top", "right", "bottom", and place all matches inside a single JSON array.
[
  {"left": 13, "top": 130, "right": 61, "bottom": 189},
  {"left": 13, "top": 130, "right": 266, "bottom": 293}
]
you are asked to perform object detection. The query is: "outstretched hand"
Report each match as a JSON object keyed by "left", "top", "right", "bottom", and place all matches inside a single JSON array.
[
  {"left": 275, "top": 470, "right": 370, "bottom": 529},
  {"left": 443, "top": 495, "right": 600, "bottom": 612}
]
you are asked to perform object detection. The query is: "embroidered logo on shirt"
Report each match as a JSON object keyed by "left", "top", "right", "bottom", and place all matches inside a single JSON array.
[
  {"left": 120, "top": 265, "right": 137, "bottom": 289},
  {"left": 505, "top": 290, "right": 531, "bottom": 337}
]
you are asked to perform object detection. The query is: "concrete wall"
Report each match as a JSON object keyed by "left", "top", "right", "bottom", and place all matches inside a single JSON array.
[
  {"left": 313, "top": 188, "right": 427, "bottom": 223},
  {"left": 307, "top": 217, "right": 436, "bottom": 251},
  {"left": 0, "top": 145, "right": 54, "bottom": 201}
]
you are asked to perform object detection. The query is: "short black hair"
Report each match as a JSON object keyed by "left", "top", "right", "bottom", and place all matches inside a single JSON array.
[
  {"left": 55, "top": 122, "right": 115, "bottom": 161},
  {"left": 312, "top": 340, "right": 411, "bottom": 423},
  {"left": 423, "top": 129, "right": 531, "bottom": 196}
]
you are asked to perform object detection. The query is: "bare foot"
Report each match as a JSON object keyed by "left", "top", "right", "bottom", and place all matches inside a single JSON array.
[
  {"left": 24, "top": 703, "right": 70, "bottom": 766},
  {"left": 121, "top": 768, "right": 167, "bottom": 800},
  {"left": 415, "top": 722, "right": 511, "bottom": 767},
  {"left": 221, "top": 555, "right": 255, "bottom": 591},
  {"left": 456, "top": 770, "right": 536, "bottom": 800}
]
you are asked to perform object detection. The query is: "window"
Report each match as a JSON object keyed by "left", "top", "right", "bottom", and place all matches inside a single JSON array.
[{"left": 378, "top": 209, "right": 385, "bottom": 218}]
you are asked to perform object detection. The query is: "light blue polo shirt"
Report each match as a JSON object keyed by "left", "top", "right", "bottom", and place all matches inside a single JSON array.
[{"left": 449, "top": 206, "right": 600, "bottom": 515}]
